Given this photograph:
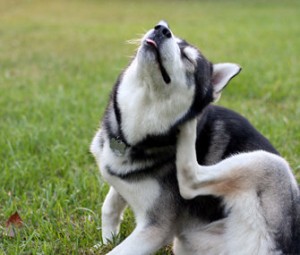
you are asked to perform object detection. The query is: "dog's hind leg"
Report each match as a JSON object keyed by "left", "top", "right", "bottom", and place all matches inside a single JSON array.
[
  {"left": 176, "top": 119, "right": 295, "bottom": 199},
  {"left": 101, "top": 187, "right": 127, "bottom": 243},
  {"left": 176, "top": 119, "right": 299, "bottom": 254},
  {"left": 176, "top": 118, "right": 227, "bottom": 199}
]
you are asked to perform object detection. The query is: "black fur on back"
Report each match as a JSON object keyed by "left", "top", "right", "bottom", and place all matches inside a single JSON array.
[{"left": 195, "top": 105, "right": 279, "bottom": 164}]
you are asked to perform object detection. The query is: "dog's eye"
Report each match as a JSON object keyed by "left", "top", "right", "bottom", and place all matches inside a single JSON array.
[
  {"left": 182, "top": 47, "right": 199, "bottom": 64},
  {"left": 181, "top": 51, "right": 195, "bottom": 67},
  {"left": 182, "top": 52, "right": 192, "bottom": 63},
  {"left": 179, "top": 47, "right": 197, "bottom": 73}
]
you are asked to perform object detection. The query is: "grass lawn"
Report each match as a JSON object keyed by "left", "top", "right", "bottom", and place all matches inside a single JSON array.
[{"left": 0, "top": 0, "right": 299, "bottom": 254}]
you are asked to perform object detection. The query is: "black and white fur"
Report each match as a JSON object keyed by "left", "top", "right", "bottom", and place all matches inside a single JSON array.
[
  {"left": 90, "top": 21, "right": 288, "bottom": 254},
  {"left": 176, "top": 119, "right": 300, "bottom": 255}
]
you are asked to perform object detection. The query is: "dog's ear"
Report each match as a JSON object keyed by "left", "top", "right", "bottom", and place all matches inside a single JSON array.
[{"left": 212, "top": 63, "right": 241, "bottom": 101}]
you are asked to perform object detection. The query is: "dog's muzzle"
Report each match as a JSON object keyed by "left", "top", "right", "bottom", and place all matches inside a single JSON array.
[{"left": 144, "top": 21, "right": 172, "bottom": 84}]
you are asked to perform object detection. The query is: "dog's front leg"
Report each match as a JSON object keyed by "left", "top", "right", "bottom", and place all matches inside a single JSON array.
[
  {"left": 106, "top": 223, "right": 169, "bottom": 255},
  {"left": 102, "top": 186, "right": 127, "bottom": 243}
]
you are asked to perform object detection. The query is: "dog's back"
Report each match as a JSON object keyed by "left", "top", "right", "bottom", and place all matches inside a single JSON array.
[{"left": 196, "top": 105, "right": 278, "bottom": 166}]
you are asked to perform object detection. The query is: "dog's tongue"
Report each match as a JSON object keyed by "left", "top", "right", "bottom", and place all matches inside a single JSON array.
[{"left": 146, "top": 39, "right": 157, "bottom": 48}]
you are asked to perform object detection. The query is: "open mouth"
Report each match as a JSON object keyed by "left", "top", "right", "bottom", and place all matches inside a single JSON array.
[{"left": 145, "top": 38, "right": 171, "bottom": 84}]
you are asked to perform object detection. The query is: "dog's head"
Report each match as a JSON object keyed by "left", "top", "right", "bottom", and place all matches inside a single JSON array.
[
  {"left": 135, "top": 21, "right": 241, "bottom": 113},
  {"left": 116, "top": 21, "right": 241, "bottom": 143}
]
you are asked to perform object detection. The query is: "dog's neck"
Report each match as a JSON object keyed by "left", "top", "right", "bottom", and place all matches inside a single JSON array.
[
  {"left": 108, "top": 90, "right": 179, "bottom": 159},
  {"left": 116, "top": 59, "right": 195, "bottom": 146}
]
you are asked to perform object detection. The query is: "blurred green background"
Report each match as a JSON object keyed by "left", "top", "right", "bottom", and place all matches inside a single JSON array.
[{"left": 0, "top": 0, "right": 299, "bottom": 254}]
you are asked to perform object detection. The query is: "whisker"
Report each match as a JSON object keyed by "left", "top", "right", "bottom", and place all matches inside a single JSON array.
[
  {"left": 126, "top": 38, "right": 142, "bottom": 45},
  {"left": 126, "top": 31, "right": 148, "bottom": 45}
]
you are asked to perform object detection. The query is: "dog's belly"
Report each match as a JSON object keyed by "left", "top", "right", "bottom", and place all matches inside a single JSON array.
[{"left": 174, "top": 219, "right": 226, "bottom": 255}]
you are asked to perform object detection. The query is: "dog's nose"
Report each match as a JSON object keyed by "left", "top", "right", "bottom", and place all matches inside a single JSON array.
[{"left": 154, "top": 21, "right": 171, "bottom": 38}]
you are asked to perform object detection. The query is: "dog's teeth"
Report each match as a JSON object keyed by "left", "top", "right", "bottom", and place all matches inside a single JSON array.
[{"left": 146, "top": 39, "right": 157, "bottom": 48}]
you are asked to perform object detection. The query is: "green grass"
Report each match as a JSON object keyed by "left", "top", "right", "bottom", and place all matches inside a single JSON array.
[{"left": 0, "top": 0, "right": 299, "bottom": 254}]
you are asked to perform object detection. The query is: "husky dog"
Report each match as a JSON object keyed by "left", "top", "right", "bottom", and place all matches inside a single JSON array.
[
  {"left": 90, "top": 21, "right": 281, "bottom": 254},
  {"left": 176, "top": 119, "right": 300, "bottom": 255}
]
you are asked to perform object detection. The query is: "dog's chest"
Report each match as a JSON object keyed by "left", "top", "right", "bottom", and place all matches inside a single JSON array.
[
  {"left": 117, "top": 75, "right": 194, "bottom": 145},
  {"left": 98, "top": 135, "right": 161, "bottom": 218},
  {"left": 106, "top": 173, "right": 160, "bottom": 219}
]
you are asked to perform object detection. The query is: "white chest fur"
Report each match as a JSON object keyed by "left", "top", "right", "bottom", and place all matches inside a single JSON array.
[
  {"left": 90, "top": 130, "right": 160, "bottom": 221},
  {"left": 118, "top": 60, "right": 195, "bottom": 145}
]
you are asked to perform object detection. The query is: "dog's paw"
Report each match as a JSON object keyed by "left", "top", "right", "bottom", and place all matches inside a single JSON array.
[{"left": 90, "top": 242, "right": 102, "bottom": 254}]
